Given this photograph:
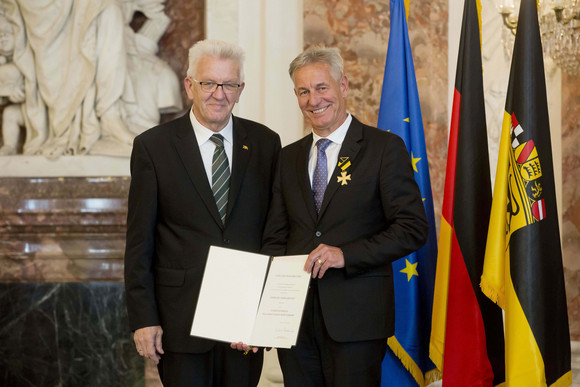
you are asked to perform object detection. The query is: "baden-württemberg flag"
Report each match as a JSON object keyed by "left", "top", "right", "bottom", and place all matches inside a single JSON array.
[
  {"left": 429, "top": 0, "right": 505, "bottom": 386},
  {"left": 378, "top": 0, "right": 438, "bottom": 385},
  {"left": 481, "top": 0, "right": 571, "bottom": 386}
]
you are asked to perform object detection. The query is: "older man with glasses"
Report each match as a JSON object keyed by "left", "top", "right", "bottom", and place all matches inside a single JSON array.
[{"left": 124, "top": 39, "right": 281, "bottom": 387}]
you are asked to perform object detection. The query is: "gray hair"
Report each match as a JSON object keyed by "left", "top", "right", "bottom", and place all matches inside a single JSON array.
[
  {"left": 186, "top": 39, "right": 245, "bottom": 81},
  {"left": 288, "top": 46, "right": 344, "bottom": 83}
]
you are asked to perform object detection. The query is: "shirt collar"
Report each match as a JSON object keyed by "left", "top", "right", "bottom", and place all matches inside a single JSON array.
[
  {"left": 311, "top": 113, "right": 352, "bottom": 146},
  {"left": 189, "top": 108, "right": 234, "bottom": 146}
]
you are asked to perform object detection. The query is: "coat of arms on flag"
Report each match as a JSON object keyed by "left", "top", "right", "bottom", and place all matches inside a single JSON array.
[{"left": 507, "top": 112, "right": 546, "bottom": 236}]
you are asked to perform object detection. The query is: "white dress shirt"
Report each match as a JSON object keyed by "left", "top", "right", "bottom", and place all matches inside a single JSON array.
[
  {"left": 189, "top": 109, "right": 234, "bottom": 185},
  {"left": 308, "top": 114, "right": 352, "bottom": 186}
]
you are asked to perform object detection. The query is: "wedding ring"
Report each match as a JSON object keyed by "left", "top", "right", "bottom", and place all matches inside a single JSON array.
[{"left": 317, "top": 259, "right": 322, "bottom": 265}]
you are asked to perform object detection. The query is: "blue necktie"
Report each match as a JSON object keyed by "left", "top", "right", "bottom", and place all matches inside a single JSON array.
[{"left": 312, "top": 138, "right": 331, "bottom": 213}]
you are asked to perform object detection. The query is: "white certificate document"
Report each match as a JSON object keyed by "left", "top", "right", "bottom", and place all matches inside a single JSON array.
[
  {"left": 249, "top": 255, "right": 312, "bottom": 348},
  {"left": 190, "top": 246, "right": 310, "bottom": 348}
]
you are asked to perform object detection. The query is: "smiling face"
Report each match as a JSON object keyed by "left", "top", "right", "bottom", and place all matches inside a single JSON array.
[
  {"left": 184, "top": 55, "right": 245, "bottom": 132},
  {"left": 293, "top": 62, "right": 349, "bottom": 137}
]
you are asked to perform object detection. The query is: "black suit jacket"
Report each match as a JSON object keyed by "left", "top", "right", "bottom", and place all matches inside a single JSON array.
[
  {"left": 262, "top": 116, "right": 428, "bottom": 342},
  {"left": 124, "top": 113, "right": 281, "bottom": 353}
]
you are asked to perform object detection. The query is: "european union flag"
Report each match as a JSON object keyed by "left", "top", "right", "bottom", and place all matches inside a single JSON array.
[{"left": 378, "top": 0, "right": 439, "bottom": 385}]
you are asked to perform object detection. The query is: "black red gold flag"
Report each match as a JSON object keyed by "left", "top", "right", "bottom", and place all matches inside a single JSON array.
[
  {"left": 481, "top": 0, "right": 571, "bottom": 385},
  {"left": 430, "top": 1, "right": 505, "bottom": 386}
]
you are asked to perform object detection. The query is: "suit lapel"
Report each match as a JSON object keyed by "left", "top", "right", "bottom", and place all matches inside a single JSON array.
[
  {"left": 172, "top": 113, "right": 224, "bottom": 228},
  {"left": 296, "top": 134, "right": 318, "bottom": 223},
  {"left": 227, "top": 116, "right": 250, "bottom": 222},
  {"left": 318, "top": 117, "right": 363, "bottom": 219}
]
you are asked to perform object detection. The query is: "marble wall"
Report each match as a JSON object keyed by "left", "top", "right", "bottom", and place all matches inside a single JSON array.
[
  {"left": 157, "top": 0, "right": 204, "bottom": 116},
  {"left": 0, "top": 177, "right": 129, "bottom": 282},
  {"left": 562, "top": 73, "right": 580, "bottom": 341},
  {"left": 304, "top": 0, "right": 448, "bottom": 234}
]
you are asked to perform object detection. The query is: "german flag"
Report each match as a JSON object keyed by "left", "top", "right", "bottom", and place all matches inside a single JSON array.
[
  {"left": 430, "top": 0, "right": 505, "bottom": 385},
  {"left": 481, "top": 0, "right": 572, "bottom": 385}
]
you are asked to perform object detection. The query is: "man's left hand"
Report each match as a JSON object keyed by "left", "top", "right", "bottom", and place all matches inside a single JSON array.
[
  {"left": 230, "top": 342, "right": 259, "bottom": 353},
  {"left": 305, "top": 244, "right": 345, "bottom": 278}
]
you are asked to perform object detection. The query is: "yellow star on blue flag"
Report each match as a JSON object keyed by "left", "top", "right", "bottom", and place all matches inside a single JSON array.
[
  {"left": 377, "top": 0, "right": 439, "bottom": 385},
  {"left": 411, "top": 152, "right": 421, "bottom": 173},
  {"left": 400, "top": 259, "right": 419, "bottom": 281}
]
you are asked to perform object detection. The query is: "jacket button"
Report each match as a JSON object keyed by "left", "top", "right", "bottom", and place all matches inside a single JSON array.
[
  {"left": 224, "top": 239, "right": 230, "bottom": 244},
  {"left": 315, "top": 231, "right": 322, "bottom": 237}
]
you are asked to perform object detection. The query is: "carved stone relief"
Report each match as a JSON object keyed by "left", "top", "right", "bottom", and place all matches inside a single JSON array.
[{"left": 0, "top": 0, "right": 182, "bottom": 158}]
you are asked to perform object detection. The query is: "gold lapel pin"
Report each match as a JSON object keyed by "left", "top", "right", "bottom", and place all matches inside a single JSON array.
[
  {"left": 337, "top": 171, "right": 351, "bottom": 186},
  {"left": 338, "top": 157, "right": 351, "bottom": 170}
]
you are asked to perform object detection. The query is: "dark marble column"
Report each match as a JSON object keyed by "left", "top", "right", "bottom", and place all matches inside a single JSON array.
[
  {"left": 0, "top": 177, "right": 143, "bottom": 386},
  {"left": 0, "top": 282, "right": 142, "bottom": 386}
]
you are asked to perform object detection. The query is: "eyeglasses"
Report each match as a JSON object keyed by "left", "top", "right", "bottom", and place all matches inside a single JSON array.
[{"left": 193, "top": 79, "right": 242, "bottom": 94}]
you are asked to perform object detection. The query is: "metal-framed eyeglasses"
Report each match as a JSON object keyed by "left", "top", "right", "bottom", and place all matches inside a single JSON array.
[{"left": 193, "top": 79, "right": 242, "bottom": 94}]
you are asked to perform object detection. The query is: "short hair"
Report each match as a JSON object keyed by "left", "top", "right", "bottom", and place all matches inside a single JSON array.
[
  {"left": 186, "top": 39, "right": 245, "bottom": 81},
  {"left": 288, "top": 46, "right": 344, "bottom": 83}
]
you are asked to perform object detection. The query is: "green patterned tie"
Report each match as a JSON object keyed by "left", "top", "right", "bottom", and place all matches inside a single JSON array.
[{"left": 210, "top": 134, "right": 230, "bottom": 224}]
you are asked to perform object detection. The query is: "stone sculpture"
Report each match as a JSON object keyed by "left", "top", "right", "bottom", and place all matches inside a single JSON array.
[
  {"left": 0, "top": 11, "right": 24, "bottom": 156},
  {"left": 0, "top": 0, "right": 182, "bottom": 157}
]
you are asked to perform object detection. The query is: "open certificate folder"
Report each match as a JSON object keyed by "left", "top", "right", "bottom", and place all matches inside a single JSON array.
[{"left": 190, "top": 246, "right": 311, "bottom": 349}]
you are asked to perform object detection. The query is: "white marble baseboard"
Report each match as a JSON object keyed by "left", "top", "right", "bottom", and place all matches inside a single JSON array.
[
  {"left": 427, "top": 341, "right": 580, "bottom": 387},
  {"left": 258, "top": 341, "right": 580, "bottom": 386},
  {"left": 0, "top": 156, "right": 130, "bottom": 177}
]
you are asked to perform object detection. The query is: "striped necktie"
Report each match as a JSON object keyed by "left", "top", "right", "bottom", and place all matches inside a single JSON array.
[{"left": 210, "top": 134, "right": 230, "bottom": 224}]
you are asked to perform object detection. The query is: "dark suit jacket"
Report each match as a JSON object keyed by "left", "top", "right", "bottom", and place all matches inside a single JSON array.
[
  {"left": 124, "top": 113, "right": 281, "bottom": 353},
  {"left": 262, "top": 116, "right": 428, "bottom": 343}
]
